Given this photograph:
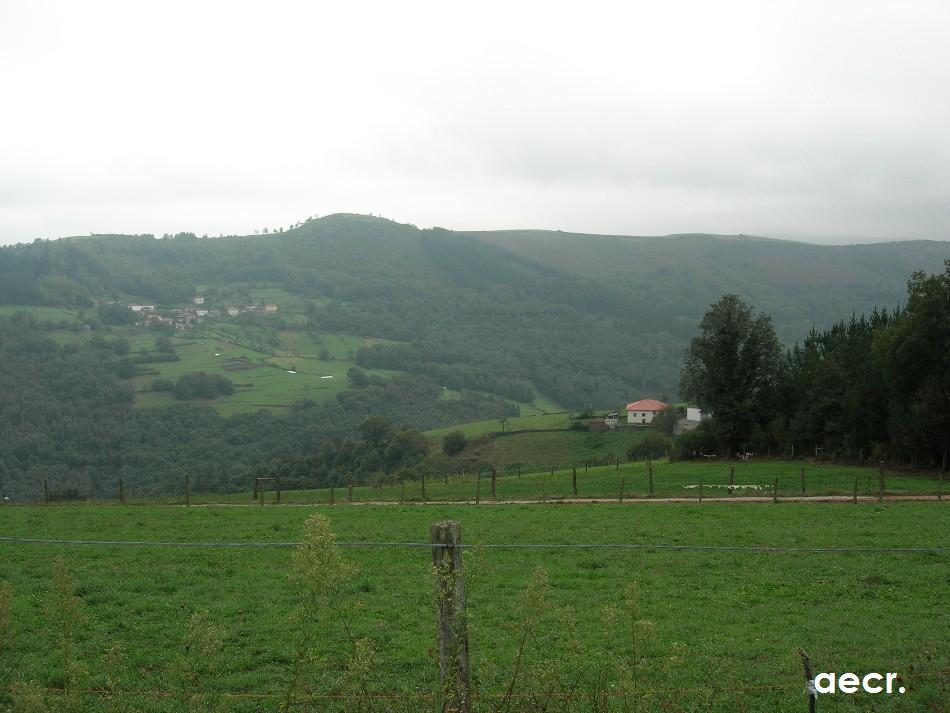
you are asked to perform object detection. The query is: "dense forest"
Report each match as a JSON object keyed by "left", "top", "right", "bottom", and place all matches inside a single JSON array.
[{"left": 677, "top": 262, "right": 950, "bottom": 469}]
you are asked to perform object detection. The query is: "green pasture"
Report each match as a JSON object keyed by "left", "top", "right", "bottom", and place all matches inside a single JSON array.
[
  {"left": 191, "top": 460, "right": 943, "bottom": 506},
  {"left": 0, "top": 305, "right": 82, "bottom": 323},
  {"left": 425, "top": 412, "right": 573, "bottom": 440},
  {"left": 0, "top": 503, "right": 946, "bottom": 711}
]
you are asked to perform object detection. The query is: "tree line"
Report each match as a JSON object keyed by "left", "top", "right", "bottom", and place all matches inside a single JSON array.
[{"left": 678, "top": 261, "right": 950, "bottom": 469}]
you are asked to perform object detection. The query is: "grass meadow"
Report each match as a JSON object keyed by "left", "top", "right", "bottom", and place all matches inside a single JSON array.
[{"left": 0, "top": 501, "right": 947, "bottom": 711}]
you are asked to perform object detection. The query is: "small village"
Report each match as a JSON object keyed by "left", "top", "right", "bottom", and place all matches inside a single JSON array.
[{"left": 118, "top": 294, "right": 279, "bottom": 330}]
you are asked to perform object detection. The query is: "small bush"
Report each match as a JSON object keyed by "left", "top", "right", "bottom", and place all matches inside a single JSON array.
[
  {"left": 442, "top": 430, "right": 468, "bottom": 455},
  {"left": 627, "top": 432, "right": 673, "bottom": 461}
]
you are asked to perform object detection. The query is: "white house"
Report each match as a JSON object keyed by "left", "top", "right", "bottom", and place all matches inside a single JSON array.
[
  {"left": 626, "top": 399, "right": 668, "bottom": 425},
  {"left": 193, "top": 295, "right": 205, "bottom": 305},
  {"left": 128, "top": 305, "right": 155, "bottom": 312}
]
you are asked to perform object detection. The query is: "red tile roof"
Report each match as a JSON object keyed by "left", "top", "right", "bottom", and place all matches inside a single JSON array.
[{"left": 626, "top": 399, "right": 668, "bottom": 412}]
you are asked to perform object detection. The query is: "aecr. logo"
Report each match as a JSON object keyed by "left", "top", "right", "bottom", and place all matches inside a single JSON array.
[{"left": 812, "top": 672, "right": 905, "bottom": 695}]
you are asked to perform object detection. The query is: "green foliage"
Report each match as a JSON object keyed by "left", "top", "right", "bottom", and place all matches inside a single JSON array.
[
  {"left": 172, "top": 372, "right": 234, "bottom": 400},
  {"left": 442, "top": 430, "right": 467, "bottom": 455},
  {"left": 626, "top": 432, "right": 672, "bottom": 461}
]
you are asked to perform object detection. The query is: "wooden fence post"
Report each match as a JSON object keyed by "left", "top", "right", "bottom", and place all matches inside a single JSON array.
[
  {"left": 648, "top": 462, "right": 654, "bottom": 497},
  {"left": 728, "top": 465, "right": 735, "bottom": 496},
  {"left": 699, "top": 478, "right": 703, "bottom": 504},
  {"left": 348, "top": 483, "right": 353, "bottom": 502},
  {"left": 431, "top": 521, "right": 471, "bottom": 713},
  {"left": 119, "top": 478, "right": 126, "bottom": 505},
  {"left": 276, "top": 477, "right": 281, "bottom": 503},
  {"left": 490, "top": 469, "right": 496, "bottom": 499},
  {"left": 772, "top": 477, "right": 778, "bottom": 504},
  {"left": 616, "top": 456, "right": 619, "bottom": 471},
  {"left": 619, "top": 476, "right": 625, "bottom": 504},
  {"left": 399, "top": 481, "right": 404, "bottom": 505},
  {"left": 422, "top": 472, "right": 427, "bottom": 501},
  {"left": 330, "top": 486, "right": 335, "bottom": 506},
  {"left": 572, "top": 467, "right": 577, "bottom": 497},
  {"left": 800, "top": 467, "right": 805, "bottom": 495},
  {"left": 445, "top": 473, "right": 449, "bottom": 486},
  {"left": 939, "top": 469, "right": 944, "bottom": 502},
  {"left": 517, "top": 465, "right": 521, "bottom": 478},
  {"left": 542, "top": 472, "right": 547, "bottom": 503},
  {"left": 878, "top": 473, "right": 884, "bottom": 503},
  {"left": 185, "top": 474, "right": 190, "bottom": 507},
  {"left": 799, "top": 649, "right": 817, "bottom": 713},
  {"left": 474, "top": 473, "right": 480, "bottom": 505}
]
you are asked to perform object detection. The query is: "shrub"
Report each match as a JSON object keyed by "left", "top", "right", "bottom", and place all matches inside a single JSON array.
[
  {"left": 627, "top": 432, "right": 673, "bottom": 461},
  {"left": 442, "top": 430, "right": 468, "bottom": 455}
]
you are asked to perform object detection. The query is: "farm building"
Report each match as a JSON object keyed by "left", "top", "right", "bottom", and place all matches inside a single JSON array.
[
  {"left": 193, "top": 295, "right": 205, "bottom": 305},
  {"left": 264, "top": 303, "right": 278, "bottom": 313},
  {"left": 674, "top": 406, "right": 707, "bottom": 434},
  {"left": 626, "top": 399, "right": 668, "bottom": 425}
]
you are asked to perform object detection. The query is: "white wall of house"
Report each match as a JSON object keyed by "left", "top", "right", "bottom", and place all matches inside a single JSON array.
[
  {"left": 686, "top": 407, "right": 703, "bottom": 422},
  {"left": 627, "top": 409, "right": 659, "bottom": 424}
]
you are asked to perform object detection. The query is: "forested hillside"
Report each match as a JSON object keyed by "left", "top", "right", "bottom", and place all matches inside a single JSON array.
[
  {"left": 2, "top": 214, "right": 946, "bottom": 405},
  {"left": 0, "top": 214, "right": 946, "bottom": 499}
]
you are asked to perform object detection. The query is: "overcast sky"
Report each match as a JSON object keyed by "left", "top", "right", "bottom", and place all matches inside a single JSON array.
[{"left": 1, "top": 1, "right": 948, "bottom": 246}]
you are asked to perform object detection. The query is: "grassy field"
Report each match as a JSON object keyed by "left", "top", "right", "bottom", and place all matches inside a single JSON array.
[
  {"left": 0, "top": 502, "right": 946, "bottom": 711},
  {"left": 191, "top": 460, "right": 945, "bottom": 506},
  {"left": 0, "top": 305, "right": 83, "bottom": 323}
]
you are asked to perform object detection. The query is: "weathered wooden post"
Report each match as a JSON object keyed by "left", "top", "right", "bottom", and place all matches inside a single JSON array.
[
  {"left": 800, "top": 467, "right": 805, "bottom": 495},
  {"left": 517, "top": 464, "right": 521, "bottom": 478},
  {"left": 399, "top": 481, "right": 404, "bottom": 505},
  {"left": 616, "top": 456, "right": 619, "bottom": 471},
  {"left": 853, "top": 476, "right": 858, "bottom": 504},
  {"left": 348, "top": 483, "right": 354, "bottom": 502},
  {"left": 185, "top": 474, "right": 190, "bottom": 507},
  {"left": 542, "top": 472, "right": 547, "bottom": 503},
  {"left": 572, "top": 467, "right": 577, "bottom": 497},
  {"left": 728, "top": 465, "right": 735, "bottom": 496},
  {"left": 119, "top": 478, "right": 126, "bottom": 505},
  {"left": 879, "top": 458, "right": 885, "bottom": 476},
  {"left": 44, "top": 479, "right": 49, "bottom": 504},
  {"left": 648, "top": 461, "right": 654, "bottom": 497},
  {"left": 585, "top": 461, "right": 588, "bottom": 473},
  {"left": 421, "top": 472, "right": 427, "bottom": 501},
  {"left": 619, "top": 476, "right": 625, "bottom": 504},
  {"left": 878, "top": 472, "right": 884, "bottom": 503},
  {"left": 276, "top": 477, "right": 281, "bottom": 503},
  {"left": 431, "top": 521, "right": 471, "bottom": 713},
  {"left": 867, "top": 474, "right": 871, "bottom": 496},
  {"left": 939, "top": 469, "right": 944, "bottom": 502},
  {"left": 490, "top": 469, "right": 496, "bottom": 499},
  {"left": 699, "top": 478, "right": 704, "bottom": 504},
  {"left": 772, "top": 477, "right": 778, "bottom": 504},
  {"left": 330, "top": 486, "right": 335, "bottom": 506},
  {"left": 800, "top": 649, "right": 817, "bottom": 713},
  {"left": 444, "top": 472, "right": 448, "bottom": 486},
  {"left": 474, "top": 472, "right": 481, "bottom": 505}
]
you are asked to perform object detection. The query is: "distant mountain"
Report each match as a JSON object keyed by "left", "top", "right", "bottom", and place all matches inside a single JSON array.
[{"left": 1, "top": 214, "right": 946, "bottom": 406}]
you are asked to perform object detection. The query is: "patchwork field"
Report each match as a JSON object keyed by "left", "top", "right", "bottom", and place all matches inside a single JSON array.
[{"left": 0, "top": 502, "right": 946, "bottom": 711}]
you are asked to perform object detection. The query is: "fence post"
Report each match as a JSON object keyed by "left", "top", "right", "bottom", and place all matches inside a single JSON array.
[
  {"left": 572, "top": 467, "right": 578, "bottom": 497},
  {"left": 276, "top": 477, "right": 281, "bottom": 503},
  {"left": 475, "top": 473, "right": 480, "bottom": 505},
  {"left": 399, "top": 482, "right": 404, "bottom": 505},
  {"left": 185, "top": 474, "right": 190, "bottom": 507},
  {"left": 800, "top": 467, "right": 805, "bottom": 495},
  {"left": 348, "top": 483, "right": 353, "bottom": 503},
  {"left": 699, "top": 478, "right": 703, "bottom": 504},
  {"left": 853, "top": 476, "right": 859, "bottom": 504},
  {"left": 517, "top": 465, "right": 521, "bottom": 478},
  {"left": 119, "top": 478, "right": 126, "bottom": 505},
  {"left": 772, "top": 477, "right": 778, "bottom": 504},
  {"left": 728, "top": 465, "right": 735, "bottom": 496},
  {"left": 490, "top": 469, "right": 496, "bottom": 499},
  {"left": 799, "top": 649, "right": 817, "bottom": 713},
  {"left": 330, "top": 486, "right": 335, "bottom": 506},
  {"left": 259, "top": 481, "right": 264, "bottom": 506},
  {"left": 939, "top": 469, "right": 944, "bottom": 502},
  {"left": 616, "top": 456, "right": 619, "bottom": 471},
  {"left": 619, "top": 476, "right": 625, "bottom": 504},
  {"left": 648, "top": 462, "right": 654, "bottom": 497},
  {"left": 431, "top": 521, "right": 471, "bottom": 713},
  {"left": 422, "top": 472, "right": 427, "bottom": 501},
  {"left": 878, "top": 473, "right": 884, "bottom": 503},
  {"left": 542, "top": 472, "right": 547, "bottom": 503}
]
